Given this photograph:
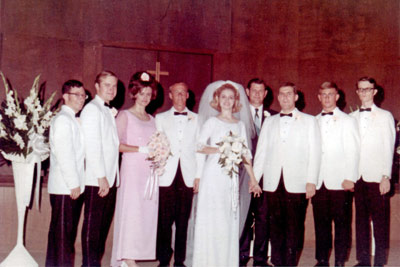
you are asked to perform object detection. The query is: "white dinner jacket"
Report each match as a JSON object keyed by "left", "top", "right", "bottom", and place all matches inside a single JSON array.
[
  {"left": 80, "top": 95, "right": 120, "bottom": 187},
  {"left": 155, "top": 107, "right": 200, "bottom": 187},
  {"left": 350, "top": 104, "right": 395, "bottom": 182},
  {"left": 316, "top": 108, "right": 360, "bottom": 190},
  {"left": 253, "top": 108, "right": 321, "bottom": 193},
  {"left": 48, "top": 105, "right": 85, "bottom": 195}
]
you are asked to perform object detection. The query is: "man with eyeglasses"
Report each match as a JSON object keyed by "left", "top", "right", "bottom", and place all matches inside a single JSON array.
[
  {"left": 46, "top": 80, "right": 87, "bottom": 266},
  {"left": 351, "top": 77, "right": 395, "bottom": 267},
  {"left": 312, "top": 82, "right": 360, "bottom": 267},
  {"left": 253, "top": 82, "right": 321, "bottom": 266}
]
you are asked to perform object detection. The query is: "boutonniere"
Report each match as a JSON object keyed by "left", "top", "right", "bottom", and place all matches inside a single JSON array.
[
  {"left": 263, "top": 111, "right": 271, "bottom": 118},
  {"left": 188, "top": 114, "right": 194, "bottom": 121},
  {"left": 110, "top": 107, "right": 118, "bottom": 117}
]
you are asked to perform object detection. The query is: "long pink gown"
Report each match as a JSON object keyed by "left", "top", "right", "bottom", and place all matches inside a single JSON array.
[{"left": 111, "top": 110, "right": 158, "bottom": 266}]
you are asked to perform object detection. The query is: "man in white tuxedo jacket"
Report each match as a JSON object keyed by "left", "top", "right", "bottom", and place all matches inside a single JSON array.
[
  {"left": 46, "top": 80, "right": 86, "bottom": 267},
  {"left": 253, "top": 82, "right": 321, "bottom": 266},
  {"left": 155, "top": 82, "right": 200, "bottom": 267},
  {"left": 351, "top": 77, "right": 395, "bottom": 267},
  {"left": 80, "top": 71, "right": 120, "bottom": 266},
  {"left": 312, "top": 82, "right": 360, "bottom": 267}
]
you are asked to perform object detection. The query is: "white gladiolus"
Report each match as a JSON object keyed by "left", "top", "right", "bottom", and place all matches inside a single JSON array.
[
  {"left": 12, "top": 133, "right": 25, "bottom": 149},
  {"left": 13, "top": 114, "right": 28, "bottom": 130}
]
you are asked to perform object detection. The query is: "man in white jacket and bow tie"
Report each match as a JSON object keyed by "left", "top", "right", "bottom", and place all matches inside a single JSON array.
[
  {"left": 80, "top": 71, "right": 120, "bottom": 266},
  {"left": 155, "top": 82, "right": 200, "bottom": 267},
  {"left": 351, "top": 77, "right": 395, "bottom": 267},
  {"left": 253, "top": 82, "right": 321, "bottom": 267},
  {"left": 312, "top": 82, "right": 360, "bottom": 267},
  {"left": 46, "top": 80, "right": 86, "bottom": 267}
]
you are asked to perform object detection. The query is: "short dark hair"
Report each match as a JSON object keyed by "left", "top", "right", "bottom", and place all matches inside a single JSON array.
[
  {"left": 320, "top": 81, "right": 338, "bottom": 91},
  {"left": 247, "top": 78, "right": 267, "bottom": 89},
  {"left": 62, "top": 80, "right": 83, "bottom": 94},
  {"left": 94, "top": 70, "right": 117, "bottom": 84},
  {"left": 356, "top": 76, "right": 377, "bottom": 89},
  {"left": 280, "top": 82, "right": 297, "bottom": 94},
  {"left": 128, "top": 71, "right": 157, "bottom": 101}
]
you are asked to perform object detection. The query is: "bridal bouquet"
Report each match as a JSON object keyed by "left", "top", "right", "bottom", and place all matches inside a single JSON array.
[
  {"left": 216, "top": 131, "right": 250, "bottom": 178},
  {"left": 144, "top": 131, "right": 171, "bottom": 199},
  {"left": 0, "top": 72, "right": 56, "bottom": 162}
]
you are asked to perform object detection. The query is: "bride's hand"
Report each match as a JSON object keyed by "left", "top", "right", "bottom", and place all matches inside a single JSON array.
[{"left": 248, "top": 178, "right": 262, "bottom": 197}]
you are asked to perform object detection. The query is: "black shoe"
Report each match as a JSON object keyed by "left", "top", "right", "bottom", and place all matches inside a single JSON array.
[
  {"left": 315, "top": 260, "right": 329, "bottom": 266},
  {"left": 353, "top": 262, "right": 371, "bottom": 267},
  {"left": 253, "top": 261, "right": 272, "bottom": 267}
]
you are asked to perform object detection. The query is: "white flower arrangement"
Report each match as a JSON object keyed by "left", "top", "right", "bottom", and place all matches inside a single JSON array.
[
  {"left": 216, "top": 131, "right": 250, "bottom": 178},
  {"left": 0, "top": 72, "right": 56, "bottom": 162},
  {"left": 140, "top": 72, "right": 150, "bottom": 82}
]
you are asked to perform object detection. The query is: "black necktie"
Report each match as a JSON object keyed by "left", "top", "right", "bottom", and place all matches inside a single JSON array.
[
  {"left": 360, "top": 108, "right": 371, "bottom": 112},
  {"left": 104, "top": 102, "right": 112, "bottom": 109},
  {"left": 174, "top": 112, "right": 187, "bottom": 116},
  {"left": 321, "top": 112, "right": 333, "bottom": 116},
  {"left": 280, "top": 113, "right": 292, "bottom": 117}
]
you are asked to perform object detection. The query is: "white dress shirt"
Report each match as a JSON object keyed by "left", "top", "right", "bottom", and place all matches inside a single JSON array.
[{"left": 48, "top": 105, "right": 85, "bottom": 195}]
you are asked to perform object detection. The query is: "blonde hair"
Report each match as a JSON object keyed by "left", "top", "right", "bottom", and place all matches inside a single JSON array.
[{"left": 210, "top": 83, "right": 242, "bottom": 113}]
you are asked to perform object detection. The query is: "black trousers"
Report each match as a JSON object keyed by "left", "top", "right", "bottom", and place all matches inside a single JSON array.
[
  {"left": 312, "top": 184, "right": 353, "bottom": 264},
  {"left": 156, "top": 163, "right": 194, "bottom": 266},
  {"left": 354, "top": 179, "right": 390, "bottom": 266},
  {"left": 239, "top": 178, "right": 270, "bottom": 266},
  {"left": 45, "top": 194, "right": 84, "bottom": 267},
  {"left": 81, "top": 185, "right": 117, "bottom": 267},
  {"left": 265, "top": 177, "right": 308, "bottom": 267}
]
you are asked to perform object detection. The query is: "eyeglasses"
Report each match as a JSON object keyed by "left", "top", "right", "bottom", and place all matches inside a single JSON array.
[
  {"left": 357, "top": 88, "right": 375, "bottom": 93},
  {"left": 68, "top": 92, "right": 88, "bottom": 99}
]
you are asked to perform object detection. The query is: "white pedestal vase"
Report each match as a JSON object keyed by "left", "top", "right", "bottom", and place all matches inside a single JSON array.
[{"left": 0, "top": 161, "right": 38, "bottom": 267}]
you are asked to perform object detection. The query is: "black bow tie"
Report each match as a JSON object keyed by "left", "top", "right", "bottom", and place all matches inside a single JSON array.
[
  {"left": 174, "top": 112, "right": 187, "bottom": 116},
  {"left": 104, "top": 102, "right": 112, "bottom": 109},
  {"left": 321, "top": 112, "right": 334, "bottom": 116},
  {"left": 280, "top": 113, "right": 292, "bottom": 117},
  {"left": 360, "top": 108, "right": 371, "bottom": 112}
]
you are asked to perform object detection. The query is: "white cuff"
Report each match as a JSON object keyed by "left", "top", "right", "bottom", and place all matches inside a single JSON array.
[{"left": 138, "top": 146, "right": 149, "bottom": 154}]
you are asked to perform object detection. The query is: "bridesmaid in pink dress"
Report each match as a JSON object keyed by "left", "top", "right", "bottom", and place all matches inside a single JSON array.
[{"left": 111, "top": 71, "right": 158, "bottom": 267}]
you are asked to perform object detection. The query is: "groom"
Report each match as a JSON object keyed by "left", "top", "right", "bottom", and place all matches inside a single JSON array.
[{"left": 155, "top": 82, "right": 200, "bottom": 267}]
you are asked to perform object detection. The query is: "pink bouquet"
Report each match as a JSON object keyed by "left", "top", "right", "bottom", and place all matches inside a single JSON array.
[{"left": 144, "top": 131, "right": 171, "bottom": 199}]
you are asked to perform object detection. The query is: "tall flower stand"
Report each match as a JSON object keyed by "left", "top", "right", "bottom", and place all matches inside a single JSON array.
[{"left": 0, "top": 161, "right": 38, "bottom": 267}]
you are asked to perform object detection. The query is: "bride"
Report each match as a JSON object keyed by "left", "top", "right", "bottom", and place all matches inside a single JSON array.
[{"left": 193, "top": 81, "right": 262, "bottom": 267}]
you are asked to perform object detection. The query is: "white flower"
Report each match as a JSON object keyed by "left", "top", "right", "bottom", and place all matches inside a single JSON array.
[
  {"left": 0, "top": 128, "right": 6, "bottom": 138},
  {"left": 140, "top": 72, "right": 150, "bottom": 82},
  {"left": 264, "top": 110, "right": 271, "bottom": 117},
  {"left": 12, "top": 133, "right": 25, "bottom": 149},
  {"left": 13, "top": 114, "right": 28, "bottom": 130},
  {"left": 110, "top": 107, "right": 118, "bottom": 117},
  {"left": 231, "top": 141, "right": 243, "bottom": 153}
]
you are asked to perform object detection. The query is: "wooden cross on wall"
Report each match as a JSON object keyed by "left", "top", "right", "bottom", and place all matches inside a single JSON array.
[{"left": 147, "top": 61, "right": 169, "bottom": 82}]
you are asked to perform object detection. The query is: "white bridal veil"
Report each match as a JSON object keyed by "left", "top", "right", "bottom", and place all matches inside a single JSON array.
[{"left": 198, "top": 80, "right": 256, "bottom": 150}]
